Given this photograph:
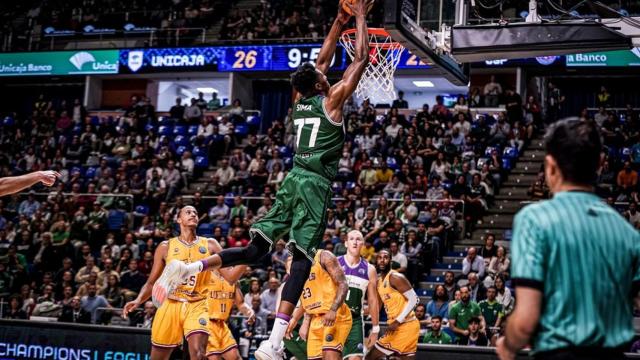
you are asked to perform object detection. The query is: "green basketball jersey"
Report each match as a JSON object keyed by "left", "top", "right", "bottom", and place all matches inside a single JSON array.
[
  {"left": 292, "top": 95, "right": 345, "bottom": 180},
  {"left": 338, "top": 255, "right": 370, "bottom": 316}
]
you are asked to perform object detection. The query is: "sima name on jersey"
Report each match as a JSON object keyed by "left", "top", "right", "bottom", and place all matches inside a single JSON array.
[{"left": 296, "top": 104, "right": 313, "bottom": 111}]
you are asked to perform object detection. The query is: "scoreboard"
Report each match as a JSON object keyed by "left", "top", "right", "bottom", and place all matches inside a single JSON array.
[{"left": 119, "top": 43, "right": 430, "bottom": 74}]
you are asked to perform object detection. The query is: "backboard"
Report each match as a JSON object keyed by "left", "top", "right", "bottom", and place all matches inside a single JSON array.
[{"left": 384, "top": 0, "right": 469, "bottom": 86}]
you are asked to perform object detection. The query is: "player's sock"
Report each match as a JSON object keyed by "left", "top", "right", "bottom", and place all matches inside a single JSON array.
[{"left": 268, "top": 313, "right": 291, "bottom": 348}]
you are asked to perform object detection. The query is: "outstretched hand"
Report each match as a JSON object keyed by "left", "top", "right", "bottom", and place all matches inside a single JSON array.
[
  {"left": 122, "top": 300, "right": 140, "bottom": 319},
  {"left": 343, "top": 0, "right": 375, "bottom": 18},
  {"left": 38, "top": 170, "right": 61, "bottom": 187}
]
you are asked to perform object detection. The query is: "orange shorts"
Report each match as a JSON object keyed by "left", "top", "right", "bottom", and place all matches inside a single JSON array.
[
  {"left": 206, "top": 319, "right": 238, "bottom": 357},
  {"left": 307, "top": 305, "right": 352, "bottom": 360},
  {"left": 151, "top": 299, "right": 209, "bottom": 348},
  {"left": 375, "top": 319, "right": 420, "bottom": 356}
]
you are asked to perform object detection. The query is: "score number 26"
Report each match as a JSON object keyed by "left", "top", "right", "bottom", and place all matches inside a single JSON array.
[
  {"left": 288, "top": 48, "right": 335, "bottom": 68},
  {"left": 233, "top": 50, "right": 258, "bottom": 69}
]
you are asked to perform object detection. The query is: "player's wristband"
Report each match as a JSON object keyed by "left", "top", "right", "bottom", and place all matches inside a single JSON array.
[{"left": 371, "top": 325, "right": 380, "bottom": 334}]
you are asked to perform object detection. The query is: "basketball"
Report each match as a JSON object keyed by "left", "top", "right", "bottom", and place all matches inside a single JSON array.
[{"left": 342, "top": 0, "right": 356, "bottom": 15}]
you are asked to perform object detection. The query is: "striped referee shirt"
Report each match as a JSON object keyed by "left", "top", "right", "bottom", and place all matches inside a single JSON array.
[{"left": 511, "top": 191, "right": 640, "bottom": 353}]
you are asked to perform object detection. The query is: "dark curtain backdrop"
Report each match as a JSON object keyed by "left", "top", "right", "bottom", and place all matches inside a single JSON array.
[{"left": 252, "top": 80, "right": 292, "bottom": 132}]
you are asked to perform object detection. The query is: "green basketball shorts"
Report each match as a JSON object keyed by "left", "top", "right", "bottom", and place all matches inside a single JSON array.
[
  {"left": 343, "top": 315, "right": 364, "bottom": 359},
  {"left": 250, "top": 167, "right": 333, "bottom": 261}
]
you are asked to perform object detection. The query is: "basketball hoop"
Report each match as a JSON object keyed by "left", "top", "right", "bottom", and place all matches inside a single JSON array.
[{"left": 339, "top": 28, "right": 405, "bottom": 105}]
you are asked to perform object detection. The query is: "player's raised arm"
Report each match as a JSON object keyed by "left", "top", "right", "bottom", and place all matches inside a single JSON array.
[
  {"left": 320, "top": 250, "right": 349, "bottom": 326},
  {"left": 122, "top": 241, "right": 168, "bottom": 318},
  {"left": 315, "top": 0, "right": 352, "bottom": 74},
  {"left": 325, "top": 0, "right": 372, "bottom": 117}
]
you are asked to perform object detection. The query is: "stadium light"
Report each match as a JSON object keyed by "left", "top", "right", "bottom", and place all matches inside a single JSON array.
[
  {"left": 412, "top": 80, "right": 435, "bottom": 88},
  {"left": 197, "top": 87, "right": 218, "bottom": 94}
]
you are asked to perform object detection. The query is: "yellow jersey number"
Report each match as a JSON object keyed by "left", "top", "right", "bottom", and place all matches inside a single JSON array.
[
  {"left": 302, "top": 287, "right": 312, "bottom": 299},
  {"left": 181, "top": 275, "right": 196, "bottom": 287}
]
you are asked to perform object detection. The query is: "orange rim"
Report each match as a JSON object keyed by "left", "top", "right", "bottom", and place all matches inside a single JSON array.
[{"left": 341, "top": 28, "right": 403, "bottom": 50}]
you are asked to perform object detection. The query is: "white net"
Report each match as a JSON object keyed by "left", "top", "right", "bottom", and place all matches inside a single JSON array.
[{"left": 340, "top": 29, "right": 405, "bottom": 105}]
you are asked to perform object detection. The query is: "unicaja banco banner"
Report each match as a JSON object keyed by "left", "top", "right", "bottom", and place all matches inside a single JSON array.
[{"left": 0, "top": 50, "right": 119, "bottom": 76}]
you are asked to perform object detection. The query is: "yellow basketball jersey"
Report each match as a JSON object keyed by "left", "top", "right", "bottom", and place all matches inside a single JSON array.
[
  {"left": 166, "top": 236, "right": 211, "bottom": 301},
  {"left": 207, "top": 270, "right": 236, "bottom": 320},
  {"left": 377, "top": 271, "right": 414, "bottom": 324},
  {"left": 301, "top": 250, "right": 338, "bottom": 315}
]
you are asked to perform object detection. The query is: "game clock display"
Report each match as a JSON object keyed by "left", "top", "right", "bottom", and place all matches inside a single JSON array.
[{"left": 218, "top": 44, "right": 346, "bottom": 71}]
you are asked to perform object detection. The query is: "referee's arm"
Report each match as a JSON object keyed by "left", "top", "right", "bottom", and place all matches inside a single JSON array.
[
  {"left": 496, "top": 209, "right": 546, "bottom": 360},
  {"left": 0, "top": 170, "right": 60, "bottom": 196}
]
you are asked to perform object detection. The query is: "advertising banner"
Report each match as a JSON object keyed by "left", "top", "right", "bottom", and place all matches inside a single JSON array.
[
  {"left": 0, "top": 50, "right": 119, "bottom": 76},
  {"left": 566, "top": 48, "right": 640, "bottom": 67},
  {"left": 0, "top": 320, "right": 150, "bottom": 360}
]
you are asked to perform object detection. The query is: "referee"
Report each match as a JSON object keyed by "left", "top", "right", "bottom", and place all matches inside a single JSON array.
[{"left": 496, "top": 119, "right": 640, "bottom": 360}]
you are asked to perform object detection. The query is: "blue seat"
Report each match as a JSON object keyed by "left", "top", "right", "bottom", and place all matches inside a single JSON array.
[
  {"left": 247, "top": 115, "right": 261, "bottom": 127},
  {"left": 220, "top": 223, "right": 231, "bottom": 236},
  {"left": 174, "top": 135, "right": 189, "bottom": 146},
  {"left": 279, "top": 146, "right": 292, "bottom": 158},
  {"left": 209, "top": 134, "right": 225, "bottom": 144},
  {"left": 386, "top": 157, "right": 398, "bottom": 170},
  {"left": 107, "top": 210, "right": 126, "bottom": 230},
  {"left": 447, "top": 251, "right": 466, "bottom": 257},
  {"left": 621, "top": 147, "right": 631, "bottom": 161},
  {"left": 176, "top": 145, "right": 190, "bottom": 156},
  {"left": 90, "top": 116, "right": 100, "bottom": 126},
  {"left": 425, "top": 275, "right": 443, "bottom": 282},
  {"left": 72, "top": 125, "right": 83, "bottom": 135},
  {"left": 173, "top": 125, "right": 187, "bottom": 136},
  {"left": 346, "top": 181, "right": 356, "bottom": 190},
  {"left": 432, "top": 263, "right": 462, "bottom": 270},
  {"left": 503, "top": 146, "right": 518, "bottom": 159},
  {"left": 158, "top": 116, "right": 173, "bottom": 125},
  {"left": 134, "top": 205, "right": 149, "bottom": 216},
  {"left": 416, "top": 289, "right": 434, "bottom": 297},
  {"left": 85, "top": 167, "right": 97, "bottom": 179},
  {"left": 195, "top": 156, "right": 209, "bottom": 168},
  {"left": 144, "top": 123, "right": 155, "bottom": 133},
  {"left": 332, "top": 181, "right": 343, "bottom": 194},
  {"left": 188, "top": 125, "right": 199, "bottom": 136},
  {"left": 283, "top": 157, "right": 293, "bottom": 169},
  {"left": 192, "top": 146, "right": 206, "bottom": 157},
  {"left": 158, "top": 126, "right": 172, "bottom": 136},
  {"left": 234, "top": 124, "right": 249, "bottom": 136},
  {"left": 502, "top": 158, "right": 513, "bottom": 170},
  {"left": 198, "top": 223, "right": 215, "bottom": 237}
]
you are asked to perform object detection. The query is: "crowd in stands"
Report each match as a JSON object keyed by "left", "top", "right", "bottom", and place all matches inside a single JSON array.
[
  {"left": 3, "top": 0, "right": 640, "bottom": 51},
  {"left": 0, "top": 0, "right": 388, "bottom": 50},
  {"left": 524, "top": 102, "right": 640, "bottom": 230},
  {"left": 1, "top": 0, "right": 234, "bottom": 50},
  {"left": 0, "top": 83, "right": 637, "bottom": 352},
  {"left": 218, "top": 0, "right": 383, "bottom": 41}
]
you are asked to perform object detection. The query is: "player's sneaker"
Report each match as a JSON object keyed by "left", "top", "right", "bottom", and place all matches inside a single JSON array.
[
  {"left": 152, "top": 260, "right": 187, "bottom": 307},
  {"left": 254, "top": 340, "right": 284, "bottom": 360}
]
